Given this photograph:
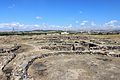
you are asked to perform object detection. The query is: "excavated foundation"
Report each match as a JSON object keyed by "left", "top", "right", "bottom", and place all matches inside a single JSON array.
[{"left": 0, "top": 35, "right": 120, "bottom": 80}]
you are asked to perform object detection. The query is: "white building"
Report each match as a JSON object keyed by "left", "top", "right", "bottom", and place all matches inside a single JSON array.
[{"left": 61, "top": 32, "right": 69, "bottom": 35}]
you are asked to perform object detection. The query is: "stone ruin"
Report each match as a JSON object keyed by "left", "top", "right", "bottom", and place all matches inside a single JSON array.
[{"left": 0, "top": 35, "right": 120, "bottom": 80}]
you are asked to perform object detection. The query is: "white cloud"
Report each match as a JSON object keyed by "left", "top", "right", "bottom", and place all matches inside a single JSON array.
[
  {"left": 34, "top": 24, "right": 39, "bottom": 27},
  {"left": 80, "top": 21, "right": 96, "bottom": 26},
  {"left": 105, "top": 20, "right": 118, "bottom": 26},
  {"left": 8, "top": 4, "right": 15, "bottom": 8},
  {"left": 0, "top": 20, "right": 120, "bottom": 31},
  {"left": 0, "top": 22, "right": 20, "bottom": 27},
  {"left": 79, "top": 11, "right": 83, "bottom": 14},
  {"left": 80, "top": 21, "right": 88, "bottom": 26},
  {"left": 0, "top": 22, "right": 42, "bottom": 31},
  {"left": 104, "top": 20, "right": 120, "bottom": 30},
  {"left": 35, "top": 16, "right": 42, "bottom": 20},
  {"left": 79, "top": 21, "right": 99, "bottom": 30},
  {"left": 75, "top": 20, "right": 79, "bottom": 24},
  {"left": 91, "top": 21, "right": 96, "bottom": 26}
]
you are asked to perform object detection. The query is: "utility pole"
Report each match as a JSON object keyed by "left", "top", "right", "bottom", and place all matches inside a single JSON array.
[
  {"left": 12, "top": 27, "right": 15, "bottom": 32},
  {"left": 12, "top": 27, "right": 15, "bottom": 35}
]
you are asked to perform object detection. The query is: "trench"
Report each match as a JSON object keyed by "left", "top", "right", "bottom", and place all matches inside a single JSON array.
[
  {"left": 1, "top": 45, "right": 21, "bottom": 80},
  {"left": 2, "top": 53, "right": 16, "bottom": 80}
]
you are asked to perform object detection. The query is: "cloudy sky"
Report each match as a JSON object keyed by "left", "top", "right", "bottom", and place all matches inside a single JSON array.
[{"left": 0, "top": 0, "right": 120, "bottom": 31}]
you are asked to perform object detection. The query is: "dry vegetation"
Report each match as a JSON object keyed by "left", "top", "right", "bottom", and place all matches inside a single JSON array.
[{"left": 0, "top": 34, "right": 120, "bottom": 80}]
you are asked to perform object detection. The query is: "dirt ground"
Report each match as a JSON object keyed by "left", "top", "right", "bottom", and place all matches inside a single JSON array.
[{"left": 0, "top": 34, "right": 120, "bottom": 80}]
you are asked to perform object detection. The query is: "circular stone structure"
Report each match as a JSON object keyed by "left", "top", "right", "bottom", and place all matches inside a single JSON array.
[{"left": 27, "top": 54, "right": 120, "bottom": 80}]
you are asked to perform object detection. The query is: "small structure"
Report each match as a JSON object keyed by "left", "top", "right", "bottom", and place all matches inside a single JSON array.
[{"left": 61, "top": 32, "right": 69, "bottom": 35}]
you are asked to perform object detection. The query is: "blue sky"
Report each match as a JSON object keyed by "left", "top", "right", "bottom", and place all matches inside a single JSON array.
[{"left": 0, "top": 0, "right": 120, "bottom": 31}]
